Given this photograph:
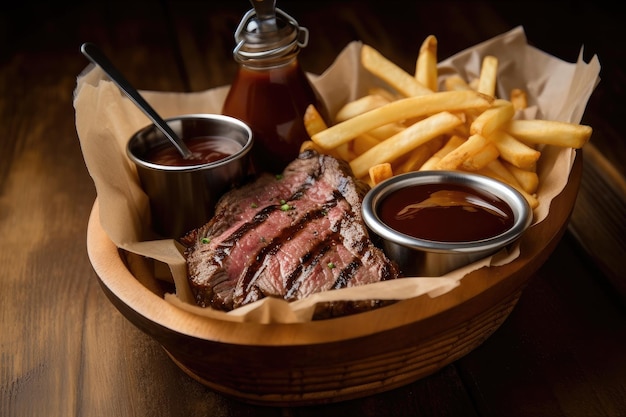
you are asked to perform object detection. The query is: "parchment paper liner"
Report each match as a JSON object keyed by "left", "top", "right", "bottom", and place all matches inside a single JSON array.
[{"left": 75, "top": 26, "right": 600, "bottom": 323}]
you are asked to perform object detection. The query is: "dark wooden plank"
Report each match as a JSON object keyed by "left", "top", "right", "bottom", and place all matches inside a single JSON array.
[
  {"left": 456, "top": 232, "right": 626, "bottom": 417},
  {"left": 0, "top": 1, "right": 189, "bottom": 416},
  {"left": 569, "top": 144, "right": 626, "bottom": 299}
]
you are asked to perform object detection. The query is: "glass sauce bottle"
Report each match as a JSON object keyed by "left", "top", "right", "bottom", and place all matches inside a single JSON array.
[{"left": 222, "top": 1, "right": 328, "bottom": 174}]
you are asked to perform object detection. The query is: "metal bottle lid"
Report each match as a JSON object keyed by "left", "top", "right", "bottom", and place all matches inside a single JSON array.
[{"left": 233, "top": 2, "right": 309, "bottom": 64}]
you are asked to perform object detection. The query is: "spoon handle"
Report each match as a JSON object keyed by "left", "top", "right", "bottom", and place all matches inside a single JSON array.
[{"left": 80, "top": 42, "right": 193, "bottom": 159}]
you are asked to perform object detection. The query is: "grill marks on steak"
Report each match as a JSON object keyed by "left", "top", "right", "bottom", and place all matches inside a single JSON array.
[{"left": 182, "top": 150, "right": 400, "bottom": 312}]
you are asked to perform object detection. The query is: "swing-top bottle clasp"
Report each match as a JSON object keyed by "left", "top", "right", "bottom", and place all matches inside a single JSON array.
[{"left": 232, "top": 8, "right": 309, "bottom": 63}]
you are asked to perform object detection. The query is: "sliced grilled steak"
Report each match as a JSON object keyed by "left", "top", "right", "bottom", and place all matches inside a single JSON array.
[{"left": 182, "top": 149, "right": 400, "bottom": 315}]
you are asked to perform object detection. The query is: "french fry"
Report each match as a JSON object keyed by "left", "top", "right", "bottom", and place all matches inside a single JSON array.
[
  {"left": 503, "top": 161, "right": 539, "bottom": 194},
  {"left": 396, "top": 136, "right": 445, "bottom": 173},
  {"left": 369, "top": 123, "right": 406, "bottom": 140},
  {"left": 334, "top": 142, "right": 356, "bottom": 161},
  {"left": 435, "top": 133, "right": 491, "bottom": 170},
  {"left": 419, "top": 135, "right": 466, "bottom": 171},
  {"left": 311, "top": 90, "right": 493, "bottom": 150},
  {"left": 304, "top": 105, "right": 356, "bottom": 160},
  {"left": 477, "top": 55, "right": 498, "bottom": 97},
  {"left": 460, "top": 143, "right": 500, "bottom": 171},
  {"left": 335, "top": 94, "right": 390, "bottom": 122},
  {"left": 489, "top": 130, "right": 540, "bottom": 169},
  {"left": 510, "top": 88, "right": 528, "bottom": 110},
  {"left": 415, "top": 35, "right": 438, "bottom": 92},
  {"left": 504, "top": 119, "right": 593, "bottom": 148},
  {"left": 350, "top": 112, "right": 463, "bottom": 178},
  {"left": 303, "top": 104, "right": 328, "bottom": 136},
  {"left": 361, "top": 44, "right": 433, "bottom": 97},
  {"left": 368, "top": 87, "right": 400, "bottom": 102},
  {"left": 449, "top": 113, "right": 471, "bottom": 138},
  {"left": 444, "top": 74, "right": 472, "bottom": 91},
  {"left": 304, "top": 40, "right": 593, "bottom": 214},
  {"left": 470, "top": 99, "right": 515, "bottom": 137},
  {"left": 335, "top": 95, "right": 404, "bottom": 140},
  {"left": 369, "top": 163, "right": 394, "bottom": 185},
  {"left": 478, "top": 159, "right": 539, "bottom": 209},
  {"left": 352, "top": 133, "right": 380, "bottom": 155}
]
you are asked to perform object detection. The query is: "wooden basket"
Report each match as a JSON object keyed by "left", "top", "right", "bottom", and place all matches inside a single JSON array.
[{"left": 87, "top": 154, "right": 581, "bottom": 406}]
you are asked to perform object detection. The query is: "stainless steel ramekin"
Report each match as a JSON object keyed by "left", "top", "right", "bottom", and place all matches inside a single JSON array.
[
  {"left": 127, "top": 114, "right": 253, "bottom": 238},
  {"left": 362, "top": 171, "right": 532, "bottom": 277}
]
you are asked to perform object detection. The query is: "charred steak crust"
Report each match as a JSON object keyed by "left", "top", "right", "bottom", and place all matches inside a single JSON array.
[{"left": 182, "top": 149, "right": 400, "bottom": 312}]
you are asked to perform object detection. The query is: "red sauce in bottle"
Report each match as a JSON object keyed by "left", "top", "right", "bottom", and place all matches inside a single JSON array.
[
  {"left": 144, "top": 136, "right": 241, "bottom": 166},
  {"left": 378, "top": 183, "right": 514, "bottom": 242},
  {"left": 222, "top": 5, "right": 327, "bottom": 174},
  {"left": 222, "top": 60, "right": 325, "bottom": 174}
]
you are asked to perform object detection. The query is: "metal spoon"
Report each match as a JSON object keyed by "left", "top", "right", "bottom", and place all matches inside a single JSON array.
[{"left": 80, "top": 42, "right": 193, "bottom": 159}]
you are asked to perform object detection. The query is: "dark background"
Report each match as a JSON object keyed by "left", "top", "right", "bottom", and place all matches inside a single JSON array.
[{"left": 2, "top": 0, "right": 624, "bottom": 175}]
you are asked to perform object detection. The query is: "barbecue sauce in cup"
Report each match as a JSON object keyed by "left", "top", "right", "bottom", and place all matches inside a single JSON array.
[
  {"left": 222, "top": 2, "right": 328, "bottom": 174},
  {"left": 144, "top": 136, "right": 240, "bottom": 166},
  {"left": 378, "top": 183, "right": 515, "bottom": 242}
]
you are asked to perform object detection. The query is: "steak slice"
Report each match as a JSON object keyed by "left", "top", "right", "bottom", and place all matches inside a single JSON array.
[{"left": 182, "top": 149, "right": 400, "bottom": 314}]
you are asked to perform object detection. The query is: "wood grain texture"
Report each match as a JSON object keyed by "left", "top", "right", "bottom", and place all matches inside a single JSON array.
[
  {"left": 569, "top": 143, "right": 626, "bottom": 298},
  {"left": 2, "top": 0, "right": 625, "bottom": 416}
]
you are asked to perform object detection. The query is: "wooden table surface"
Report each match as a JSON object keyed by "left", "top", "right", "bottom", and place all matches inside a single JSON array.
[{"left": 2, "top": 1, "right": 625, "bottom": 416}]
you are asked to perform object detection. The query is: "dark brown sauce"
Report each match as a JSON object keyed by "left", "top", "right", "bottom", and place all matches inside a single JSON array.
[
  {"left": 378, "top": 183, "right": 514, "bottom": 242},
  {"left": 221, "top": 60, "right": 327, "bottom": 174},
  {"left": 144, "top": 136, "right": 241, "bottom": 166}
]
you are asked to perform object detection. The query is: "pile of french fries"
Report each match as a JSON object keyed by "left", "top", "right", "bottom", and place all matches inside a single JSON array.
[{"left": 301, "top": 35, "right": 593, "bottom": 210}]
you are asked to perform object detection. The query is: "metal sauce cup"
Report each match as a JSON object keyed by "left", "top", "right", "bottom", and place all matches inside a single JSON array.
[
  {"left": 362, "top": 171, "right": 532, "bottom": 277},
  {"left": 127, "top": 114, "right": 253, "bottom": 238}
]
